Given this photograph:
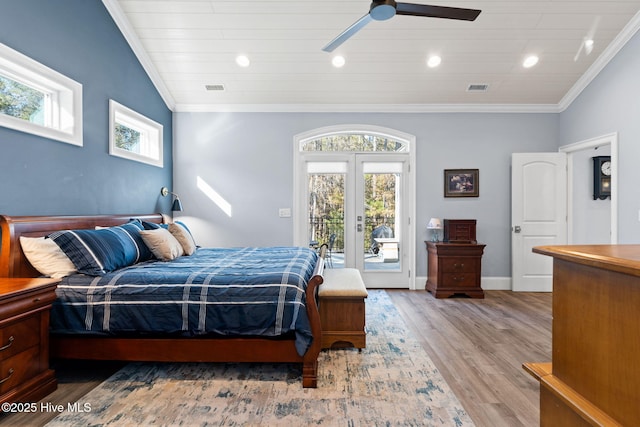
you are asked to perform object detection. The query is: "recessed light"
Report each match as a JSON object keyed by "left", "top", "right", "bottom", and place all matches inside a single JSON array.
[
  {"left": 523, "top": 55, "right": 539, "bottom": 68},
  {"left": 332, "top": 55, "right": 345, "bottom": 68},
  {"left": 584, "top": 39, "right": 594, "bottom": 55},
  {"left": 427, "top": 55, "right": 441, "bottom": 68},
  {"left": 235, "top": 55, "right": 250, "bottom": 67}
]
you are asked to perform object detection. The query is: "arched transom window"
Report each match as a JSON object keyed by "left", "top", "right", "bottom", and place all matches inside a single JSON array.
[{"left": 300, "top": 132, "right": 408, "bottom": 152}]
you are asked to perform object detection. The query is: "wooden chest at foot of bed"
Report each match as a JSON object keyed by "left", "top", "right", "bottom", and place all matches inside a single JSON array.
[{"left": 319, "top": 268, "right": 368, "bottom": 350}]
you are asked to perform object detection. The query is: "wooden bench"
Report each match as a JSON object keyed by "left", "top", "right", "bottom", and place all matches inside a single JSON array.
[{"left": 318, "top": 268, "right": 368, "bottom": 349}]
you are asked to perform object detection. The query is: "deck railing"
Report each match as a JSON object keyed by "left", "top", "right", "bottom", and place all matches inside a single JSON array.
[{"left": 308, "top": 216, "right": 395, "bottom": 252}]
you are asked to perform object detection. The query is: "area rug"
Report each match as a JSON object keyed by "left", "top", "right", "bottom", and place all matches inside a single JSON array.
[{"left": 46, "top": 291, "right": 474, "bottom": 426}]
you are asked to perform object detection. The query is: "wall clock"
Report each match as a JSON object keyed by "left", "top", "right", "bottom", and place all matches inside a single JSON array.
[{"left": 593, "top": 156, "right": 611, "bottom": 200}]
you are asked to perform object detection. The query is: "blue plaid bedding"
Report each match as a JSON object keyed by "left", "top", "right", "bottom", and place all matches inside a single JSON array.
[{"left": 50, "top": 247, "right": 319, "bottom": 356}]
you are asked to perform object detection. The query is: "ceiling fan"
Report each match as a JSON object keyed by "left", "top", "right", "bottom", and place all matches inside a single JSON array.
[{"left": 322, "top": 0, "right": 481, "bottom": 52}]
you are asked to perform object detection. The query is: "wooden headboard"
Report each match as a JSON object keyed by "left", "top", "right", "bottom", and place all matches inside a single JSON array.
[{"left": 0, "top": 213, "right": 166, "bottom": 278}]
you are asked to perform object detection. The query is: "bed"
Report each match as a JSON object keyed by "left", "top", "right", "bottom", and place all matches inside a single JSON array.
[{"left": 0, "top": 213, "right": 325, "bottom": 388}]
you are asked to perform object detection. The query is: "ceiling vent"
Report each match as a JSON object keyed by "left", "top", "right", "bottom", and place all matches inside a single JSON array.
[
  {"left": 467, "top": 84, "right": 489, "bottom": 92},
  {"left": 205, "top": 84, "right": 225, "bottom": 91}
]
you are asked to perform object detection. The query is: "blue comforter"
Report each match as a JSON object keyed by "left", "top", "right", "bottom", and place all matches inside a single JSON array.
[{"left": 50, "top": 247, "right": 319, "bottom": 355}]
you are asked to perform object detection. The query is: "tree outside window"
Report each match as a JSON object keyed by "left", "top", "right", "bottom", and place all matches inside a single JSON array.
[{"left": 0, "top": 74, "right": 45, "bottom": 125}]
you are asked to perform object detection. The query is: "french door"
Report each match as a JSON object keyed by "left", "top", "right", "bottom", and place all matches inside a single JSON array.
[{"left": 300, "top": 153, "right": 411, "bottom": 288}]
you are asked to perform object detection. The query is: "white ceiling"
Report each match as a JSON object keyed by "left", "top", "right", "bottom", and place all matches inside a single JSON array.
[{"left": 105, "top": 0, "right": 640, "bottom": 112}]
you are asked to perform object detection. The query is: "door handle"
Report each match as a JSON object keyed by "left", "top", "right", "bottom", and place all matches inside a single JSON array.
[{"left": 513, "top": 226, "right": 521, "bottom": 233}]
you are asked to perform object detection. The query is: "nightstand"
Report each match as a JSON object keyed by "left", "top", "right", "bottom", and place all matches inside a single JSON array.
[
  {"left": 0, "top": 278, "right": 58, "bottom": 405},
  {"left": 425, "top": 241, "right": 485, "bottom": 298}
]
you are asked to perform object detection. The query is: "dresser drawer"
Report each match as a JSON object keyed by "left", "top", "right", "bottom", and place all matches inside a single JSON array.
[
  {"left": 0, "top": 315, "right": 40, "bottom": 360},
  {"left": 0, "top": 346, "right": 40, "bottom": 394},
  {"left": 442, "top": 273, "right": 477, "bottom": 287},
  {"left": 440, "top": 258, "right": 475, "bottom": 273}
]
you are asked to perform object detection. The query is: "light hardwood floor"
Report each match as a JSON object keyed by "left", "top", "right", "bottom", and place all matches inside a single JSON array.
[
  {"left": 1, "top": 290, "right": 551, "bottom": 426},
  {"left": 388, "top": 290, "right": 552, "bottom": 427}
]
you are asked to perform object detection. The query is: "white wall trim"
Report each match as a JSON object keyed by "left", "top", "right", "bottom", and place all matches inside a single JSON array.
[
  {"left": 558, "top": 11, "right": 640, "bottom": 112},
  {"left": 481, "top": 277, "right": 513, "bottom": 291},
  {"left": 174, "top": 103, "right": 562, "bottom": 114},
  {"left": 415, "top": 276, "right": 512, "bottom": 292}
]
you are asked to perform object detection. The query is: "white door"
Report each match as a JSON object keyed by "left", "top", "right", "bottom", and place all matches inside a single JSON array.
[
  {"left": 511, "top": 153, "right": 567, "bottom": 292},
  {"left": 302, "top": 154, "right": 411, "bottom": 288}
]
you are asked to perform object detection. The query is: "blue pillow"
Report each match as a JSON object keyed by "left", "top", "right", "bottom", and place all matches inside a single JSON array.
[
  {"left": 141, "top": 220, "right": 168, "bottom": 230},
  {"left": 48, "top": 228, "right": 139, "bottom": 276},
  {"left": 115, "top": 220, "right": 154, "bottom": 262}
]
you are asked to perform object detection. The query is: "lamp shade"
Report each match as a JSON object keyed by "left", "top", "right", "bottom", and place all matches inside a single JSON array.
[
  {"left": 427, "top": 218, "right": 442, "bottom": 230},
  {"left": 171, "top": 198, "right": 183, "bottom": 212},
  {"left": 161, "top": 187, "right": 184, "bottom": 212}
]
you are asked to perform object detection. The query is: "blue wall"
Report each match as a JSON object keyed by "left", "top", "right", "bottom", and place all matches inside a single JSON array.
[{"left": 0, "top": 0, "right": 173, "bottom": 216}]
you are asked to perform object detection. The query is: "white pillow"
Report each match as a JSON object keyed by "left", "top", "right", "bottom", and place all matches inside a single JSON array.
[
  {"left": 168, "top": 223, "right": 197, "bottom": 256},
  {"left": 139, "top": 228, "right": 184, "bottom": 261},
  {"left": 19, "top": 236, "right": 77, "bottom": 278}
]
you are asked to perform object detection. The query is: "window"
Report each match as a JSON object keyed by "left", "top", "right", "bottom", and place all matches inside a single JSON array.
[
  {"left": 301, "top": 133, "right": 407, "bottom": 152},
  {"left": 0, "top": 43, "right": 82, "bottom": 146},
  {"left": 109, "top": 100, "right": 163, "bottom": 167}
]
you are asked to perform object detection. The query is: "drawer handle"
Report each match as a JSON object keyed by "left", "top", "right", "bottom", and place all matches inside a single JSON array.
[
  {"left": 453, "top": 276, "right": 465, "bottom": 282},
  {"left": 454, "top": 263, "right": 465, "bottom": 269},
  {"left": 0, "top": 368, "right": 14, "bottom": 384},
  {"left": 0, "top": 336, "right": 14, "bottom": 352}
]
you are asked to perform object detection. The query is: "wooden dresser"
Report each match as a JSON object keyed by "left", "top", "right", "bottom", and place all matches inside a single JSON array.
[
  {"left": 524, "top": 245, "right": 640, "bottom": 426},
  {"left": 425, "top": 241, "right": 485, "bottom": 298},
  {"left": 0, "top": 278, "right": 58, "bottom": 405}
]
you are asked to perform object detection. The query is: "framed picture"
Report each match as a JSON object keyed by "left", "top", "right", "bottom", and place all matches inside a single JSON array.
[{"left": 444, "top": 169, "right": 479, "bottom": 197}]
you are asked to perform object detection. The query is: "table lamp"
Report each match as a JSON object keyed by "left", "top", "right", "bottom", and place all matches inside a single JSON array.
[{"left": 427, "top": 218, "right": 443, "bottom": 242}]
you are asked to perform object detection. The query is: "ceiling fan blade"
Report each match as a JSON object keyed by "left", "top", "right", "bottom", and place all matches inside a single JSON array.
[
  {"left": 395, "top": 3, "right": 481, "bottom": 21},
  {"left": 322, "top": 13, "right": 373, "bottom": 52}
]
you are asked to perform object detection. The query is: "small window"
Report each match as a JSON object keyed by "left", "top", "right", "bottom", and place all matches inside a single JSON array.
[
  {"left": 109, "top": 100, "right": 163, "bottom": 168},
  {"left": 0, "top": 43, "right": 82, "bottom": 146}
]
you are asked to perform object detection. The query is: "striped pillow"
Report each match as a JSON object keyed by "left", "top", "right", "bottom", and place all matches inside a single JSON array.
[
  {"left": 113, "top": 220, "right": 155, "bottom": 262},
  {"left": 48, "top": 228, "right": 139, "bottom": 276}
]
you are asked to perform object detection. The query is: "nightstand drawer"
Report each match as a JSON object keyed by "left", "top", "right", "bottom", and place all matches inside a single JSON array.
[
  {"left": 0, "top": 315, "right": 40, "bottom": 360},
  {"left": 0, "top": 278, "right": 58, "bottom": 404},
  {"left": 440, "top": 258, "right": 475, "bottom": 273},
  {"left": 0, "top": 346, "right": 40, "bottom": 394},
  {"left": 442, "top": 273, "right": 477, "bottom": 287}
]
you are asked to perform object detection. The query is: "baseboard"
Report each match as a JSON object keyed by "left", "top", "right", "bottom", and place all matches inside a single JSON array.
[
  {"left": 414, "top": 276, "right": 512, "bottom": 291},
  {"left": 481, "top": 276, "right": 512, "bottom": 290}
]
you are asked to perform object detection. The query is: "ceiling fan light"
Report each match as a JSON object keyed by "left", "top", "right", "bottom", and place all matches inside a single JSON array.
[
  {"left": 427, "top": 55, "right": 442, "bottom": 68},
  {"left": 523, "top": 55, "right": 539, "bottom": 68},
  {"left": 332, "top": 55, "right": 346, "bottom": 68}
]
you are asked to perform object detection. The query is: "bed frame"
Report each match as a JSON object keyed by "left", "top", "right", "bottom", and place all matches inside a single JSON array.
[{"left": 0, "top": 213, "right": 325, "bottom": 388}]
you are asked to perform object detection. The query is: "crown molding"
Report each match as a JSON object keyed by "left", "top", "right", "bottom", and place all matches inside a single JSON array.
[
  {"left": 174, "top": 103, "right": 562, "bottom": 114},
  {"left": 102, "top": 0, "right": 176, "bottom": 111},
  {"left": 558, "top": 10, "right": 640, "bottom": 112}
]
